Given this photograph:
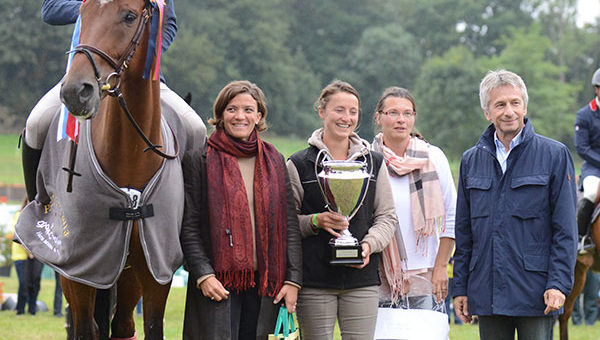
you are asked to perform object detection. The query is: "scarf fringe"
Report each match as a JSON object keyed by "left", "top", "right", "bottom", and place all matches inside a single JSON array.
[
  {"left": 217, "top": 270, "right": 255, "bottom": 293},
  {"left": 415, "top": 216, "right": 445, "bottom": 256},
  {"left": 261, "top": 279, "right": 284, "bottom": 298},
  {"left": 389, "top": 259, "right": 408, "bottom": 306},
  {"left": 216, "top": 271, "right": 284, "bottom": 297}
]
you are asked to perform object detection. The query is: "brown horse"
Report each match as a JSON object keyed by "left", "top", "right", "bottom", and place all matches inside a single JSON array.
[
  {"left": 559, "top": 197, "right": 600, "bottom": 340},
  {"left": 60, "top": 1, "right": 174, "bottom": 339}
]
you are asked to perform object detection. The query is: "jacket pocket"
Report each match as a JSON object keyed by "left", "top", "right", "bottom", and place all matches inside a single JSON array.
[
  {"left": 468, "top": 254, "right": 479, "bottom": 272},
  {"left": 466, "top": 176, "right": 492, "bottom": 218},
  {"left": 510, "top": 174, "right": 550, "bottom": 213},
  {"left": 523, "top": 254, "right": 549, "bottom": 272}
]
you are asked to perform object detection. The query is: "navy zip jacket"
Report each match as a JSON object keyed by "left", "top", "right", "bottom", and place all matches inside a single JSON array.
[
  {"left": 453, "top": 118, "right": 577, "bottom": 317},
  {"left": 574, "top": 98, "right": 600, "bottom": 180},
  {"left": 41, "top": 0, "right": 177, "bottom": 54}
]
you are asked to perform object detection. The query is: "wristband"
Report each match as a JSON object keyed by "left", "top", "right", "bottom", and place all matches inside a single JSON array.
[{"left": 312, "top": 213, "right": 319, "bottom": 229}]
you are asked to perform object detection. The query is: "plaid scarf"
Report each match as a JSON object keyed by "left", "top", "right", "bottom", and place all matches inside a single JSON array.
[
  {"left": 206, "top": 128, "right": 287, "bottom": 297},
  {"left": 372, "top": 133, "right": 445, "bottom": 245}
]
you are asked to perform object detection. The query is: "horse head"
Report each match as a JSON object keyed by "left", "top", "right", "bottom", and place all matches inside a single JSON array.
[{"left": 60, "top": 0, "right": 151, "bottom": 119}]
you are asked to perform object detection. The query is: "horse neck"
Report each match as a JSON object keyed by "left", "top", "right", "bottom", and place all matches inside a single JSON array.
[{"left": 91, "top": 78, "right": 164, "bottom": 189}]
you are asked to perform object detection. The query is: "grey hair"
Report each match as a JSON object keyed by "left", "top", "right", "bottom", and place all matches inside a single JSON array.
[{"left": 479, "top": 69, "right": 528, "bottom": 111}]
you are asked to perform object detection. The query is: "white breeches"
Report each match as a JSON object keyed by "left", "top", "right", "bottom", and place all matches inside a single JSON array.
[{"left": 583, "top": 175, "right": 600, "bottom": 202}]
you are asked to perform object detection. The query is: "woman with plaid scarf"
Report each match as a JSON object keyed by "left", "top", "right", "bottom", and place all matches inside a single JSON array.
[{"left": 373, "top": 87, "right": 457, "bottom": 306}]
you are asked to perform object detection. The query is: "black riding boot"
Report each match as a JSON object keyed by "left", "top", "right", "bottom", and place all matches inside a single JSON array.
[
  {"left": 21, "top": 132, "right": 42, "bottom": 202},
  {"left": 577, "top": 197, "right": 595, "bottom": 237}
]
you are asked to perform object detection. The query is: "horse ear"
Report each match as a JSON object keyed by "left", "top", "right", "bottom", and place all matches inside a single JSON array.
[{"left": 183, "top": 92, "right": 192, "bottom": 105}]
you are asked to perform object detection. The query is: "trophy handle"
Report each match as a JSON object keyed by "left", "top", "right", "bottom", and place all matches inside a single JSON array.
[
  {"left": 315, "top": 149, "right": 335, "bottom": 212},
  {"left": 346, "top": 151, "right": 374, "bottom": 221}
]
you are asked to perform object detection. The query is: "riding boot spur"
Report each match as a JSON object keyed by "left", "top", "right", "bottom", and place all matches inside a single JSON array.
[
  {"left": 21, "top": 129, "right": 42, "bottom": 202},
  {"left": 577, "top": 197, "right": 595, "bottom": 237}
]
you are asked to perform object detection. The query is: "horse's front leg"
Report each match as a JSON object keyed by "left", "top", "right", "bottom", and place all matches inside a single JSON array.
[
  {"left": 559, "top": 254, "right": 593, "bottom": 340},
  {"left": 111, "top": 222, "right": 170, "bottom": 340},
  {"left": 140, "top": 277, "right": 171, "bottom": 340},
  {"left": 61, "top": 276, "right": 99, "bottom": 340},
  {"left": 131, "top": 231, "right": 171, "bottom": 340},
  {"left": 111, "top": 266, "right": 141, "bottom": 339}
]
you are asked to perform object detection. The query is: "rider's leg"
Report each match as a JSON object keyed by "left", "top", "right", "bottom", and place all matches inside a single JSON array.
[
  {"left": 159, "top": 82, "right": 206, "bottom": 149},
  {"left": 578, "top": 176, "right": 600, "bottom": 236},
  {"left": 23, "top": 83, "right": 62, "bottom": 201}
]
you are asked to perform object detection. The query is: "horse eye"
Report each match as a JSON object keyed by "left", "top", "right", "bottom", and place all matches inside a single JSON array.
[{"left": 123, "top": 11, "right": 137, "bottom": 24}]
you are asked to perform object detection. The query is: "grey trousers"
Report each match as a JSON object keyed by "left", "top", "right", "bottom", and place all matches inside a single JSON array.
[{"left": 297, "top": 286, "right": 379, "bottom": 340}]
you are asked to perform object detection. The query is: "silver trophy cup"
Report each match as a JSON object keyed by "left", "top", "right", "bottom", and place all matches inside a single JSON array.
[{"left": 317, "top": 159, "right": 371, "bottom": 265}]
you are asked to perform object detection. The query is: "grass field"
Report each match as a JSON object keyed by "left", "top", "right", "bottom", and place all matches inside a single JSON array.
[
  {"left": 1, "top": 272, "right": 600, "bottom": 339},
  {"left": 0, "top": 134, "right": 22, "bottom": 186}
]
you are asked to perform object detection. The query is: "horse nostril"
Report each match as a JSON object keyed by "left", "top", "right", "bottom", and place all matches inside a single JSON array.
[{"left": 79, "top": 82, "right": 95, "bottom": 102}]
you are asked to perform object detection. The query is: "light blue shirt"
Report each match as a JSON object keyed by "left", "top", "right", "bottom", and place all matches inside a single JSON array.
[{"left": 494, "top": 130, "right": 522, "bottom": 173}]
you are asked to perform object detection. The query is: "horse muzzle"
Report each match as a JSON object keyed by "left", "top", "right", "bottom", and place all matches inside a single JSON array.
[{"left": 60, "top": 79, "right": 101, "bottom": 120}]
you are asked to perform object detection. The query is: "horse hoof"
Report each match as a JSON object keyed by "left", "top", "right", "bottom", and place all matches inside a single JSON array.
[{"left": 110, "top": 331, "right": 137, "bottom": 340}]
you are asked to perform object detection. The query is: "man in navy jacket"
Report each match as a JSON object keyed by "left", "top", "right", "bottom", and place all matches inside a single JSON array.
[
  {"left": 453, "top": 70, "right": 577, "bottom": 339},
  {"left": 574, "top": 68, "right": 600, "bottom": 237}
]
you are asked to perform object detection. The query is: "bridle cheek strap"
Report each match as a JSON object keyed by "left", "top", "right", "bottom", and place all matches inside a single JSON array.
[{"left": 67, "top": 6, "right": 151, "bottom": 93}]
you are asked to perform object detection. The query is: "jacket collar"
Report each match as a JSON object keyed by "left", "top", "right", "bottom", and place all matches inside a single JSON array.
[
  {"left": 590, "top": 98, "right": 599, "bottom": 112},
  {"left": 477, "top": 117, "right": 534, "bottom": 152},
  {"left": 306, "top": 128, "right": 370, "bottom": 165}
]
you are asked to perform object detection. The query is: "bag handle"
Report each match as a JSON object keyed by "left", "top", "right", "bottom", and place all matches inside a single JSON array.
[
  {"left": 273, "top": 306, "right": 296, "bottom": 337},
  {"left": 273, "top": 306, "right": 289, "bottom": 337}
]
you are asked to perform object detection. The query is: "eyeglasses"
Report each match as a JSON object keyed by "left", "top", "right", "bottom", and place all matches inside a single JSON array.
[{"left": 379, "top": 110, "right": 416, "bottom": 119}]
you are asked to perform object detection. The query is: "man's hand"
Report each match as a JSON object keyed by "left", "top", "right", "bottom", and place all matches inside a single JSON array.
[
  {"left": 315, "top": 211, "right": 349, "bottom": 238},
  {"left": 544, "top": 288, "right": 565, "bottom": 314},
  {"left": 274, "top": 283, "right": 299, "bottom": 313},
  {"left": 199, "top": 276, "right": 229, "bottom": 302},
  {"left": 454, "top": 296, "right": 472, "bottom": 323}
]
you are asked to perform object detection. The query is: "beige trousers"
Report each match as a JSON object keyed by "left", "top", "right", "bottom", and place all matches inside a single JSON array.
[{"left": 297, "top": 286, "right": 379, "bottom": 340}]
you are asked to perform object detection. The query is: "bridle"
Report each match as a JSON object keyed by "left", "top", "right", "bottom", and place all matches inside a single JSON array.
[{"left": 67, "top": 2, "right": 178, "bottom": 160}]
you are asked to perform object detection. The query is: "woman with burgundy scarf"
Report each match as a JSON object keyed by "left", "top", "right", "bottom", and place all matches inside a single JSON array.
[
  {"left": 286, "top": 80, "right": 398, "bottom": 339},
  {"left": 181, "top": 80, "right": 302, "bottom": 340},
  {"left": 373, "top": 87, "right": 456, "bottom": 308}
]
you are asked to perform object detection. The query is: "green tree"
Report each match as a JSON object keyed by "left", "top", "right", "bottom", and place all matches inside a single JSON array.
[
  {"left": 287, "top": 0, "right": 393, "bottom": 84},
  {"left": 174, "top": 0, "right": 321, "bottom": 136},
  {"left": 535, "top": 0, "right": 600, "bottom": 108},
  {"left": 342, "top": 24, "right": 423, "bottom": 141},
  {"left": 414, "top": 46, "right": 487, "bottom": 159},
  {"left": 484, "top": 24, "right": 578, "bottom": 147},
  {"left": 0, "top": 1, "right": 72, "bottom": 130},
  {"left": 161, "top": 28, "right": 222, "bottom": 121},
  {"left": 396, "top": 0, "right": 534, "bottom": 57}
]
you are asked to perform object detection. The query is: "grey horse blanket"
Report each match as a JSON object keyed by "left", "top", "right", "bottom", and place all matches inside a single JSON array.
[{"left": 15, "top": 105, "right": 197, "bottom": 289}]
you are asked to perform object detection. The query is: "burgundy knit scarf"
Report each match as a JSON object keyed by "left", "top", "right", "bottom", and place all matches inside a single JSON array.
[{"left": 206, "top": 128, "right": 287, "bottom": 297}]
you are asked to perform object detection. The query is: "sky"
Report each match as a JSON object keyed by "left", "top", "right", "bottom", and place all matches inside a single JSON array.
[{"left": 577, "top": 0, "right": 600, "bottom": 26}]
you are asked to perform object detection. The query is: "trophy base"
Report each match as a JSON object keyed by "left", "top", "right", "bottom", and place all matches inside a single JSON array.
[{"left": 329, "top": 244, "right": 364, "bottom": 266}]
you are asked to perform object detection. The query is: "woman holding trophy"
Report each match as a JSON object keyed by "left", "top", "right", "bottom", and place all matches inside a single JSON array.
[
  {"left": 180, "top": 80, "right": 302, "bottom": 339},
  {"left": 287, "top": 80, "right": 398, "bottom": 338},
  {"left": 372, "top": 87, "right": 456, "bottom": 307}
]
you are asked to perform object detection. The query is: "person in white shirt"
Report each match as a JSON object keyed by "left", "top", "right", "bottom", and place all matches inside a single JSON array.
[{"left": 373, "top": 87, "right": 456, "bottom": 305}]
